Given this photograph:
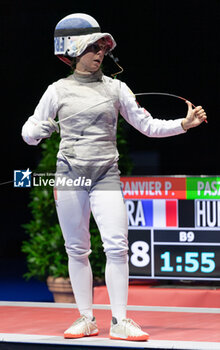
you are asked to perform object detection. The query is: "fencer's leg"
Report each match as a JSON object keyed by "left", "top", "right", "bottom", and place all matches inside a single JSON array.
[
  {"left": 55, "top": 189, "right": 93, "bottom": 319},
  {"left": 105, "top": 250, "right": 129, "bottom": 321},
  {"left": 90, "top": 189, "right": 129, "bottom": 321}
]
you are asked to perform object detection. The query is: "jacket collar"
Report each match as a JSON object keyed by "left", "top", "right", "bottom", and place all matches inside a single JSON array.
[{"left": 73, "top": 69, "right": 103, "bottom": 83}]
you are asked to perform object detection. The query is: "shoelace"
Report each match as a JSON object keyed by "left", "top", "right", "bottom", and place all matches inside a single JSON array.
[
  {"left": 73, "top": 315, "right": 94, "bottom": 335},
  {"left": 122, "top": 318, "right": 141, "bottom": 331}
]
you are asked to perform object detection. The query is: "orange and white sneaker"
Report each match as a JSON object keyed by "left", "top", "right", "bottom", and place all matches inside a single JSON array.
[
  {"left": 109, "top": 317, "right": 149, "bottom": 341},
  {"left": 64, "top": 315, "right": 99, "bottom": 339}
]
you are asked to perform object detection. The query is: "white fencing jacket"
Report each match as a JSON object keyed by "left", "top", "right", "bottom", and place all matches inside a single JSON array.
[{"left": 22, "top": 69, "right": 185, "bottom": 168}]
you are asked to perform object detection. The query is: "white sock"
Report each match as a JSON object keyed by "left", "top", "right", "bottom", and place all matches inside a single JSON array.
[
  {"left": 105, "top": 254, "right": 128, "bottom": 322},
  {"left": 68, "top": 255, "right": 93, "bottom": 320}
]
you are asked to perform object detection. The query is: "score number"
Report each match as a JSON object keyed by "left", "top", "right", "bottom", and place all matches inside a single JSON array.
[
  {"left": 130, "top": 241, "right": 150, "bottom": 267},
  {"left": 161, "top": 251, "right": 216, "bottom": 273}
]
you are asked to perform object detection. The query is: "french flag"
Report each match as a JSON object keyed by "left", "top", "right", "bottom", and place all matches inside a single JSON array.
[{"left": 142, "top": 199, "right": 178, "bottom": 227}]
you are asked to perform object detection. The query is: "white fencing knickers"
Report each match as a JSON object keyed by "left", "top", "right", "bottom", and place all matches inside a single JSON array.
[{"left": 54, "top": 160, "right": 129, "bottom": 321}]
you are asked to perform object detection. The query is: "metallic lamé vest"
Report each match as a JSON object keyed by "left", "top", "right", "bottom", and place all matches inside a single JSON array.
[{"left": 53, "top": 69, "right": 121, "bottom": 170}]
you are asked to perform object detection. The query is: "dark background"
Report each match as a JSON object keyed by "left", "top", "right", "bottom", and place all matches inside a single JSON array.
[{"left": 0, "top": 0, "right": 219, "bottom": 294}]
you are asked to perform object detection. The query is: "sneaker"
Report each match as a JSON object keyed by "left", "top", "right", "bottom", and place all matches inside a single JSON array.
[
  {"left": 109, "top": 317, "right": 149, "bottom": 341},
  {"left": 64, "top": 315, "right": 99, "bottom": 339}
]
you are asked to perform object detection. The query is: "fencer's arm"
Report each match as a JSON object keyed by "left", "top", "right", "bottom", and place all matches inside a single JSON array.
[
  {"left": 119, "top": 82, "right": 186, "bottom": 137},
  {"left": 21, "top": 85, "right": 58, "bottom": 145}
]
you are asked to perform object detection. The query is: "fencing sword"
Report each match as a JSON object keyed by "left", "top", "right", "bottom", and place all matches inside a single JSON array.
[
  {"left": 135, "top": 92, "right": 196, "bottom": 107},
  {"left": 135, "top": 92, "right": 208, "bottom": 124},
  {"left": 48, "top": 98, "right": 114, "bottom": 133},
  {"left": 48, "top": 91, "right": 207, "bottom": 133}
]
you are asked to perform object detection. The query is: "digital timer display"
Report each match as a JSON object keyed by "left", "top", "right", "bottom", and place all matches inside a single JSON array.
[
  {"left": 128, "top": 228, "right": 220, "bottom": 280},
  {"left": 153, "top": 230, "right": 220, "bottom": 278},
  {"left": 155, "top": 246, "right": 219, "bottom": 278},
  {"left": 160, "top": 251, "right": 215, "bottom": 273}
]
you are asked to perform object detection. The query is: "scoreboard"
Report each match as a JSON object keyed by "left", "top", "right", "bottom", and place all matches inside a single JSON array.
[{"left": 120, "top": 176, "right": 220, "bottom": 281}]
